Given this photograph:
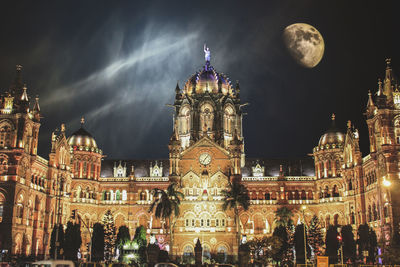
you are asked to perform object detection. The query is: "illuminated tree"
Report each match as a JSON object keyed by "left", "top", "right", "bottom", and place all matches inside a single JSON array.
[
  {"left": 308, "top": 215, "right": 324, "bottom": 256},
  {"left": 116, "top": 225, "right": 130, "bottom": 260},
  {"left": 221, "top": 180, "right": 250, "bottom": 256},
  {"left": 102, "top": 210, "right": 116, "bottom": 263},
  {"left": 274, "top": 207, "right": 294, "bottom": 227},
  {"left": 149, "top": 182, "right": 183, "bottom": 256},
  {"left": 133, "top": 226, "right": 147, "bottom": 264}
]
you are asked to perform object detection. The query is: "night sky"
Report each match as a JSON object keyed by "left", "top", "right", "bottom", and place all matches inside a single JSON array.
[{"left": 0, "top": 0, "right": 399, "bottom": 160}]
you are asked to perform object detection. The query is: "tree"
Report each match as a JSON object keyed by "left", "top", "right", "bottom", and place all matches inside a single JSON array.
[
  {"left": 368, "top": 228, "right": 378, "bottom": 264},
  {"left": 221, "top": 179, "right": 250, "bottom": 256},
  {"left": 272, "top": 225, "right": 289, "bottom": 264},
  {"left": 149, "top": 182, "right": 184, "bottom": 257},
  {"left": 116, "top": 225, "right": 130, "bottom": 260},
  {"left": 274, "top": 207, "right": 294, "bottom": 228},
  {"left": 102, "top": 210, "right": 116, "bottom": 263},
  {"left": 133, "top": 226, "right": 147, "bottom": 264},
  {"left": 294, "top": 223, "right": 310, "bottom": 264},
  {"left": 382, "top": 231, "right": 400, "bottom": 264},
  {"left": 308, "top": 215, "right": 324, "bottom": 257},
  {"left": 341, "top": 225, "right": 356, "bottom": 263},
  {"left": 247, "top": 236, "right": 282, "bottom": 265},
  {"left": 357, "top": 224, "right": 370, "bottom": 262},
  {"left": 64, "top": 221, "right": 82, "bottom": 261},
  {"left": 49, "top": 224, "right": 64, "bottom": 259},
  {"left": 92, "top": 222, "right": 105, "bottom": 262},
  {"left": 325, "top": 225, "right": 339, "bottom": 264}
]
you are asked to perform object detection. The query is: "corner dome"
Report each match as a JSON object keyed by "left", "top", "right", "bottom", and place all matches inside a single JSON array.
[
  {"left": 67, "top": 118, "right": 100, "bottom": 153},
  {"left": 318, "top": 114, "right": 344, "bottom": 147}
]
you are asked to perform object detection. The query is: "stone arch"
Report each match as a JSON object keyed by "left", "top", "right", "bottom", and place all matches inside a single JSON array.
[
  {"left": 115, "top": 213, "right": 126, "bottom": 229},
  {"left": 253, "top": 213, "right": 264, "bottom": 234}
]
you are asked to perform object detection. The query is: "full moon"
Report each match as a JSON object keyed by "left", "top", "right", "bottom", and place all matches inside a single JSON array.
[{"left": 283, "top": 23, "right": 325, "bottom": 68}]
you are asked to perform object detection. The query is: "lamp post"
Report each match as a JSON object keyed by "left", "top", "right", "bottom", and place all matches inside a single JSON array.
[
  {"left": 301, "top": 205, "right": 307, "bottom": 266},
  {"left": 337, "top": 227, "right": 343, "bottom": 266},
  {"left": 54, "top": 176, "right": 64, "bottom": 260}
]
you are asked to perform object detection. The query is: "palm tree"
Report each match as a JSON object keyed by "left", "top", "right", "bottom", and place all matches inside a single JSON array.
[
  {"left": 274, "top": 207, "right": 294, "bottom": 227},
  {"left": 148, "top": 182, "right": 183, "bottom": 257},
  {"left": 222, "top": 179, "right": 250, "bottom": 253}
]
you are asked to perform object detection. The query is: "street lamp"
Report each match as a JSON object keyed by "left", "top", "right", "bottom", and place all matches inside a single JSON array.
[
  {"left": 301, "top": 205, "right": 307, "bottom": 266},
  {"left": 337, "top": 227, "right": 344, "bottom": 265},
  {"left": 383, "top": 178, "right": 391, "bottom": 187}
]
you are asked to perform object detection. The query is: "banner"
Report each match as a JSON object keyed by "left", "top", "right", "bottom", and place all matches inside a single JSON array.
[{"left": 317, "top": 256, "right": 329, "bottom": 267}]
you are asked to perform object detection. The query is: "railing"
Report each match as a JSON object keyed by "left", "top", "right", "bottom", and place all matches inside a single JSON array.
[
  {"left": 286, "top": 176, "right": 316, "bottom": 181},
  {"left": 100, "top": 200, "right": 128, "bottom": 205},
  {"left": 135, "top": 177, "right": 169, "bottom": 182},
  {"left": 136, "top": 200, "right": 152, "bottom": 205},
  {"left": 250, "top": 199, "right": 278, "bottom": 205},
  {"left": 287, "top": 199, "right": 314, "bottom": 205},
  {"left": 98, "top": 177, "right": 130, "bottom": 182},
  {"left": 318, "top": 196, "right": 342, "bottom": 203},
  {"left": 242, "top": 176, "right": 316, "bottom": 181}
]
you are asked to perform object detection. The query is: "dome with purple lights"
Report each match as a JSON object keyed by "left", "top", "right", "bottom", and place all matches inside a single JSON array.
[{"left": 183, "top": 62, "right": 233, "bottom": 96}]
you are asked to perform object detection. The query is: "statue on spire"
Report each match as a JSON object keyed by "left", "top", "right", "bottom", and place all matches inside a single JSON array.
[{"left": 204, "top": 43, "right": 211, "bottom": 63}]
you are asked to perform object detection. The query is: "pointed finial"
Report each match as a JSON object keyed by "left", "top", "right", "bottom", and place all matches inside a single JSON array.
[
  {"left": 386, "top": 58, "right": 391, "bottom": 69},
  {"left": 33, "top": 95, "right": 40, "bottom": 112},
  {"left": 367, "top": 90, "right": 375, "bottom": 107},
  {"left": 175, "top": 81, "right": 180, "bottom": 93},
  {"left": 61, "top": 123, "right": 66, "bottom": 133},
  {"left": 377, "top": 79, "right": 383, "bottom": 95},
  {"left": 347, "top": 120, "right": 351, "bottom": 129},
  {"left": 21, "top": 84, "right": 28, "bottom": 101},
  {"left": 331, "top": 113, "right": 335, "bottom": 121},
  {"left": 80, "top": 116, "right": 85, "bottom": 126},
  {"left": 16, "top": 65, "right": 22, "bottom": 71}
]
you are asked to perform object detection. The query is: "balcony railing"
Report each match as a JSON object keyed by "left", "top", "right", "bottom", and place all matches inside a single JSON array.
[{"left": 250, "top": 199, "right": 278, "bottom": 205}]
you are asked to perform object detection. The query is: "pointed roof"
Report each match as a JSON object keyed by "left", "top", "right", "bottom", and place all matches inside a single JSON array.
[{"left": 33, "top": 96, "right": 40, "bottom": 112}]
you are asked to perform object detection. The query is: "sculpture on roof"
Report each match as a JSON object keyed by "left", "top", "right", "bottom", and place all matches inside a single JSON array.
[{"left": 204, "top": 43, "right": 211, "bottom": 63}]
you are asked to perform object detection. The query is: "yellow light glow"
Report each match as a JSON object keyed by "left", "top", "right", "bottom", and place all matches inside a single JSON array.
[
  {"left": 383, "top": 179, "right": 391, "bottom": 187},
  {"left": 301, "top": 205, "right": 306, "bottom": 210}
]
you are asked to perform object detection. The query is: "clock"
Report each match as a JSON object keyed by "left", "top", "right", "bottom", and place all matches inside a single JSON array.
[{"left": 199, "top": 152, "right": 212, "bottom": 165}]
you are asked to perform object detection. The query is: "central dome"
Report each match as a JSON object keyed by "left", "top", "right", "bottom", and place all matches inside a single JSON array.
[{"left": 184, "top": 62, "right": 233, "bottom": 96}]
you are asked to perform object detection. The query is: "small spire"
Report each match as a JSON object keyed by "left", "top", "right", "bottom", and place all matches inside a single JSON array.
[
  {"left": 377, "top": 79, "right": 383, "bottom": 96},
  {"left": 367, "top": 90, "right": 375, "bottom": 107},
  {"left": 33, "top": 96, "right": 40, "bottom": 112},
  {"left": 175, "top": 81, "right": 180, "bottom": 93},
  {"left": 386, "top": 58, "right": 391, "bottom": 70},
  {"left": 331, "top": 113, "right": 335, "bottom": 121},
  {"left": 235, "top": 80, "right": 240, "bottom": 95},
  {"left": 61, "top": 123, "right": 66, "bottom": 133},
  {"left": 80, "top": 116, "right": 85, "bottom": 126},
  {"left": 347, "top": 120, "right": 351, "bottom": 129},
  {"left": 21, "top": 84, "right": 28, "bottom": 101}
]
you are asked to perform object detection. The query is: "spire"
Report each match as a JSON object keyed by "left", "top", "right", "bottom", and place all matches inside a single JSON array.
[
  {"left": 377, "top": 79, "right": 383, "bottom": 96},
  {"left": 21, "top": 84, "right": 28, "bottom": 101},
  {"left": 384, "top": 58, "right": 394, "bottom": 98},
  {"left": 235, "top": 80, "right": 240, "bottom": 97},
  {"left": 33, "top": 96, "right": 40, "bottom": 113},
  {"left": 347, "top": 120, "right": 352, "bottom": 129},
  {"left": 80, "top": 116, "right": 85, "bottom": 127},
  {"left": 175, "top": 81, "right": 180, "bottom": 94},
  {"left": 367, "top": 90, "right": 375, "bottom": 107}
]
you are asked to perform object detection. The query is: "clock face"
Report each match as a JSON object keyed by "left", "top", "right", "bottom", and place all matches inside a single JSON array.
[{"left": 199, "top": 152, "right": 212, "bottom": 165}]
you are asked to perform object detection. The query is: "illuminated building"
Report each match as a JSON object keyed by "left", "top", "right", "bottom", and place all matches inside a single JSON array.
[{"left": 0, "top": 55, "right": 398, "bottom": 261}]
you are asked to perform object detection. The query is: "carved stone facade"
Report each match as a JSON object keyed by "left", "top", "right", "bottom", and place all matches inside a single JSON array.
[{"left": 0, "top": 58, "right": 399, "bottom": 261}]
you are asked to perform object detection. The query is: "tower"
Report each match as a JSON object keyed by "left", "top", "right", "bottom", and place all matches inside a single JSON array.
[
  {"left": 168, "top": 46, "right": 246, "bottom": 259},
  {"left": 364, "top": 59, "right": 400, "bottom": 238}
]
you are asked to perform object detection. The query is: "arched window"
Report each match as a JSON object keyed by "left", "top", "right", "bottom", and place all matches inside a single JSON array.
[
  {"left": 368, "top": 205, "right": 372, "bottom": 222},
  {"left": 223, "top": 106, "right": 235, "bottom": 134},
  {"left": 200, "top": 103, "right": 214, "bottom": 132},
  {"left": 140, "top": 191, "right": 146, "bottom": 201},
  {"left": 0, "top": 121, "right": 13, "bottom": 148},
  {"left": 332, "top": 185, "right": 339, "bottom": 197},
  {"left": 333, "top": 214, "right": 339, "bottom": 225},
  {"left": 183, "top": 245, "right": 194, "bottom": 264},
  {"left": 350, "top": 211, "right": 355, "bottom": 224},
  {"left": 179, "top": 106, "right": 191, "bottom": 135},
  {"left": 373, "top": 203, "right": 377, "bottom": 221},
  {"left": 16, "top": 194, "right": 24, "bottom": 220},
  {"left": 122, "top": 190, "right": 127, "bottom": 201},
  {"left": 265, "top": 192, "right": 270, "bottom": 200},
  {"left": 116, "top": 190, "right": 121, "bottom": 201}
]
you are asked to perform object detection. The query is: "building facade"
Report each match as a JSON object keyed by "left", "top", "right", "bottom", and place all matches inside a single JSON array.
[{"left": 0, "top": 55, "right": 399, "bottom": 261}]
